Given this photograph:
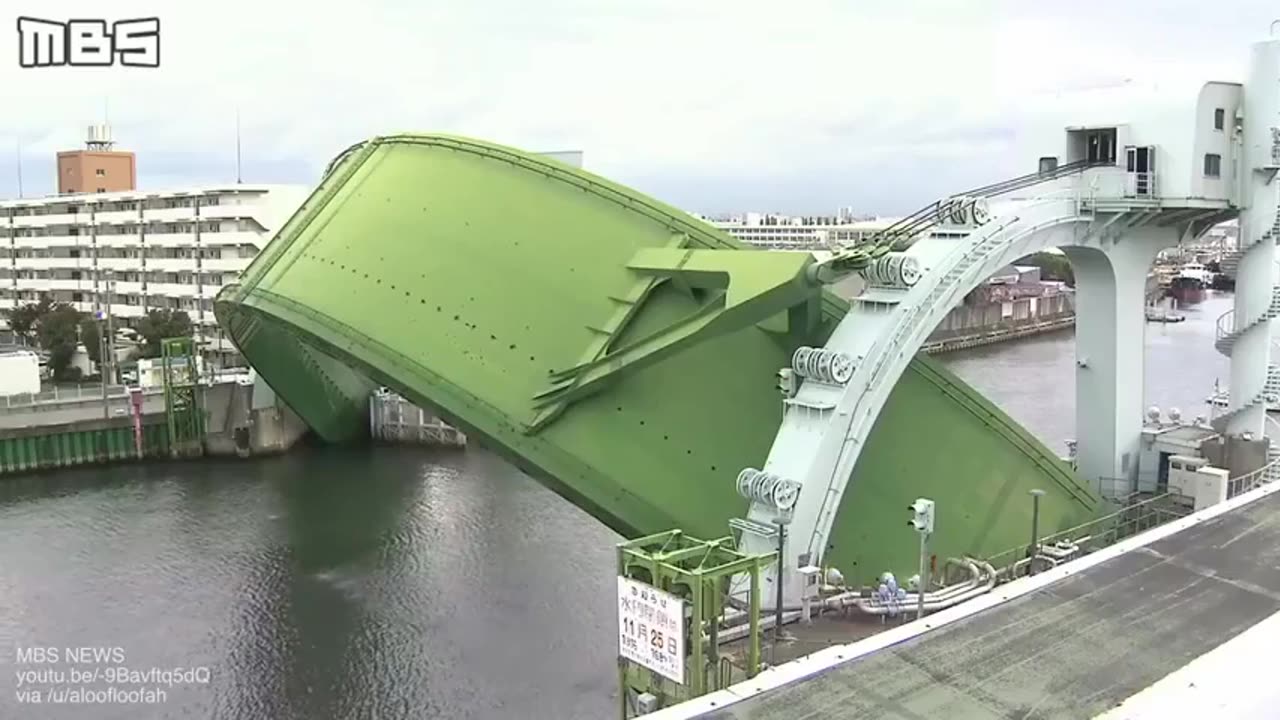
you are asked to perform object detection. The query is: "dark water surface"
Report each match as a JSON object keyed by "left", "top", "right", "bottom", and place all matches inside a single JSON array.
[
  {"left": 0, "top": 292, "right": 1229, "bottom": 718},
  {"left": 0, "top": 449, "right": 620, "bottom": 719}
]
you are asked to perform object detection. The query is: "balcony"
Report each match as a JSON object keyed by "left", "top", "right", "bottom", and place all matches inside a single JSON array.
[
  {"left": 97, "top": 257, "right": 145, "bottom": 272},
  {"left": 145, "top": 257, "right": 200, "bottom": 273},
  {"left": 143, "top": 232, "right": 197, "bottom": 248},
  {"left": 196, "top": 257, "right": 247, "bottom": 272},
  {"left": 9, "top": 235, "right": 61, "bottom": 250},
  {"left": 94, "top": 234, "right": 144, "bottom": 249},
  {"left": 11, "top": 212, "right": 82, "bottom": 227},
  {"left": 12, "top": 257, "right": 62, "bottom": 271},
  {"left": 143, "top": 207, "right": 199, "bottom": 223},
  {"left": 198, "top": 230, "right": 264, "bottom": 247},
  {"left": 93, "top": 209, "right": 140, "bottom": 224},
  {"left": 147, "top": 282, "right": 202, "bottom": 298}
]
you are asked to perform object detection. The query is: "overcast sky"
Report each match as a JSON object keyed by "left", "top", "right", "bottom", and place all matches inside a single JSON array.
[{"left": 0, "top": 1, "right": 1277, "bottom": 215}]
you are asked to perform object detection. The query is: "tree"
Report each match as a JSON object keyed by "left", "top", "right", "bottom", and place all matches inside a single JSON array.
[
  {"left": 1016, "top": 252, "right": 1075, "bottom": 287},
  {"left": 80, "top": 318, "right": 102, "bottom": 365},
  {"left": 37, "top": 303, "right": 84, "bottom": 382},
  {"left": 5, "top": 294, "right": 53, "bottom": 344},
  {"left": 136, "top": 309, "right": 193, "bottom": 358}
]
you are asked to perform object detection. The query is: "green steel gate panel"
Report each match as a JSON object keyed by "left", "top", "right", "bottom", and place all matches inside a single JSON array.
[
  {"left": 0, "top": 422, "right": 172, "bottom": 477},
  {"left": 216, "top": 134, "right": 1100, "bottom": 582}
]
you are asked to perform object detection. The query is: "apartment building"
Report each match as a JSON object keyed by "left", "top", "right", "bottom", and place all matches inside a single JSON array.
[{"left": 0, "top": 184, "right": 309, "bottom": 367}]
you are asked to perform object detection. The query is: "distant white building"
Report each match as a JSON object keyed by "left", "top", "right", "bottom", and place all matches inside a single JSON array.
[
  {"left": 0, "top": 184, "right": 309, "bottom": 367},
  {"left": 691, "top": 211, "right": 902, "bottom": 250}
]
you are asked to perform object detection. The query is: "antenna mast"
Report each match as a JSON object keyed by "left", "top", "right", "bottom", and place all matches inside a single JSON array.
[{"left": 235, "top": 110, "right": 242, "bottom": 184}]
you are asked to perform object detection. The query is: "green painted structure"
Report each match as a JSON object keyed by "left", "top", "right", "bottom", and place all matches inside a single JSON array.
[
  {"left": 161, "top": 337, "right": 205, "bottom": 457},
  {"left": 0, "top": 418, "right": 169, "bottom": 476},
  {"left": 215, "top": 134, "right": 1101, "bottom": 583}
]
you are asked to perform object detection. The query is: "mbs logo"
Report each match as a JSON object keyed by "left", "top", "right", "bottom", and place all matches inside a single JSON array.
[{"left": 17, "top": 17, "right": 159, "bottom": 68}]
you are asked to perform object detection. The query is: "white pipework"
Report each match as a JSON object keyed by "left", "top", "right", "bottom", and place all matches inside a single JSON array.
[{"left": 844, "top": 560, "right": 997, "bottom": 616}]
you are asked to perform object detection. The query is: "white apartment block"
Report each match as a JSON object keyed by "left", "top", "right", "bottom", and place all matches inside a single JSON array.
[
  {"left": 0, "top": 184, "right": 309, "bottom": 367},
  {"left": 692, "top": 211, "right": 900, "bottom": 250}
]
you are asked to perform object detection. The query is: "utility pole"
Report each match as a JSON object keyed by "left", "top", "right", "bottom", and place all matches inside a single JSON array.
[
  {"left": 15, "top": 139, "right": 22, "bottom": 199},
  {"left": 772, "top": 518, "right": 788, "bottom": 663},
  {"left": 1028, "top": 489, "right": 1046, "bottom": 576},
  {"left": 235, "top": 109, "right": 242, "bottom": 184},
  {"left": 101, "top": 269, "right": 115, "bottom": 419}
]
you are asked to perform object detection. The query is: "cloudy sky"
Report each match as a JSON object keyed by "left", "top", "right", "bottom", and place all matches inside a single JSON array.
[{"left": 0, "top": 1, "right": 1277, "bottom": 214}]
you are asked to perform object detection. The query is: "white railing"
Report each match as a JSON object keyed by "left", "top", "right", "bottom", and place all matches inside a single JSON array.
[
  {"left": 1226, "top": 415, "right": 1280, "bottom": 497},
  {"left": 0, "top": 383, "right": 165, "bottom": 413},
  {"left": 1124, "top": 171, "right": 1157, "bottom": 197}
]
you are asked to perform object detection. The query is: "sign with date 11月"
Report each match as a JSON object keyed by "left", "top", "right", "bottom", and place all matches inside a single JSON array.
[{"left": 617, "top": 576, "right": 684, "bottom": 683}]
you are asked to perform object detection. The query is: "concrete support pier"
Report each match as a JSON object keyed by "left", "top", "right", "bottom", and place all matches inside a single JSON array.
[{"left": 1066, "top": 233, "right": 1170, "bottom": 499}]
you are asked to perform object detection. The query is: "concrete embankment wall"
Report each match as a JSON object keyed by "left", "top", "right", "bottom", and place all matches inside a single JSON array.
[
  {"left": 0, "top": 380, "right": 311, "bottom": 479},
  {"left": 202, "top": 381, "right": 310, "bottom": 457},
  {"left": 922, "top": 274, "right": 1165, "bottom": 354},
  {"left": 923, "top": 292, "right": 1076, "bottom": 353},
  {"left": 0, "top": 414, "right": 171, "bottom": 476}
]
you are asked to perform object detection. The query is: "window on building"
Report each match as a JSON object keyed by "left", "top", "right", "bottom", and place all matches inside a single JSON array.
[
  {"left": 96, "top": 188, "right": 106, "bottom": 193},
  {"left": 1214, "top": 108, "right": 1225, "bottom": 130},
  {"left": 95, "top": 168, "right": 106, "bottom": 177},
  {"left": 1204, "top": 153, "right": 1222, "bottom": 177}
]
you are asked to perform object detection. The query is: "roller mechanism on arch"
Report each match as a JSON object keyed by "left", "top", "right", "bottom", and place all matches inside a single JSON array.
[{"left": 216, "top": 39, "right": 1280, "bottom": 606}]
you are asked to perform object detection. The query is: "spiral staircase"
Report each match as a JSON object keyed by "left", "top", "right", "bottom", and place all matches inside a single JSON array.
[{"left": 1211, "top": 200, "right": 1280, "bottom": 485}]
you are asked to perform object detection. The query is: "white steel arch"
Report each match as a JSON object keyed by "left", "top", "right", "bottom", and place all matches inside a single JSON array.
[{"left": 738, "top": 196, "right": 1185, "bottom": 602}]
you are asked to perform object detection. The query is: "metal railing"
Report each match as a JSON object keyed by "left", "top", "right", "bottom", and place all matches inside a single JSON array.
[
  {"left": 1125, "top": 171, "right": 1157, "bottom": 198},
  {"left": 0, "top": 383, "right": 164, "bottom": 412},
  {"left": 984, "top": 432, "right": 1280, "bottom": 582},
  {"left": 981, "top": 491, "right": 1188, "bottom": 581}
]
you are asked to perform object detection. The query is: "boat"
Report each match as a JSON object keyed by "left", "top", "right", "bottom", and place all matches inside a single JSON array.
[
  {"left": 1145, "top": 306, "right": 1185, "bottom": 322},
  {"left": 1206, "top": 379, "right": 1280, "bottom": 413},
  {"left": 1167, "top": 262, "right": 1211, "bottom": 303}
]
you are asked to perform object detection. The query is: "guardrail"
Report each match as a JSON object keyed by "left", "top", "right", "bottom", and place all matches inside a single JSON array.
[
  {"left": 979, "top": 491, "right": 1189, "bottom": 582},
  {"left": 980, "top": 431, "right": 1280, "bottom": 584},
  {"left": 0, "top": 383, "right": 165, "bottom": 414}
]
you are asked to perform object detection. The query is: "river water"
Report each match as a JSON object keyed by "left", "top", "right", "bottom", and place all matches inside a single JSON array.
[{"left": 0, "top": 292, "right": 1235, "bottom": 719}]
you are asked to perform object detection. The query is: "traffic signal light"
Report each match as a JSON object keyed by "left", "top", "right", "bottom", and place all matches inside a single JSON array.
[
  {"left": 776, "top": 367, "right": 797, "bottom": 398},
  {"left": 908, "top": 498, "right": 935, "bottom": 534}
]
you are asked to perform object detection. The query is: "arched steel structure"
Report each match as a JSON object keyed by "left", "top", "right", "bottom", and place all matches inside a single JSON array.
[{"left": 216, "top": 134, "right": 1102, "bottom": 582}]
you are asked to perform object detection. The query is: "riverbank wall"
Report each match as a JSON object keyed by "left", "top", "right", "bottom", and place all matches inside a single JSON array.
[
  {"left": 0, "top": 414, "right": 171, "bottom": 475},
  {"left": 922, "top": 270, "right": 1164, "bottom": 354},
  {"left": 923, "top": 282, "right": 1076, "bottom": 354},
  {"left": 0, "top": 378, "right": 310, "bottom": 479}
]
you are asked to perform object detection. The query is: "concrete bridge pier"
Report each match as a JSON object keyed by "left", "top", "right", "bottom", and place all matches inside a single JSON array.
[{"left": 1066, "top": 230, "right": 1175, "bottom": 500}]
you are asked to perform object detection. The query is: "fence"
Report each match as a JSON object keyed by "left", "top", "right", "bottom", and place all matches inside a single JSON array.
[
  {"left": 0, "top": 383, "right": 165, "bottom": 414},
  {"left": 980, "top": 492, "right": 1191, "bottom": 583},
  {"left": 369, "top": 390, "right": 467, "bottom": 447}
]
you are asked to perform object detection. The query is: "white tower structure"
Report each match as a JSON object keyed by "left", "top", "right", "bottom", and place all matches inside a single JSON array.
[
  {"left": 733, "top": 33, "right": 1275, "bottom": 608},
  {"left": 1221, "top": 40, "right": 1280, "bottom": 437}
]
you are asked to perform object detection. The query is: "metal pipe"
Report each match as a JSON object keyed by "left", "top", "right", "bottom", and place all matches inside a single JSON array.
[
  {"left": 848, "top": 561, "right": 996, "bottom": 616},
  {"left": 716, "top": 610, "right": 804, "bottom": 646}
]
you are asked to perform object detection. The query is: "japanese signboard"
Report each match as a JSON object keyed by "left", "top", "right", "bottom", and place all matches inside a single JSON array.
[{"left": 617, "top": 576, "right": 685, "bottom": 683}]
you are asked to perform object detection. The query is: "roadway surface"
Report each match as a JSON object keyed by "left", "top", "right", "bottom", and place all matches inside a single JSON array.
[{"left": 687, "top": 488, "right": 1280, "bottom": 720}]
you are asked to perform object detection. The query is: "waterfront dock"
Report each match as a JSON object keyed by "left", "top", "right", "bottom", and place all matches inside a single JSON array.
[{"left": 0, "top": 377, "right": 309, "bottom": 478}]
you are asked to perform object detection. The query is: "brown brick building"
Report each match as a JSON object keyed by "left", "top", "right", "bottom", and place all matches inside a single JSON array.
[{"left": 56, "top": 149, "right": 136, "bottom": 194}]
